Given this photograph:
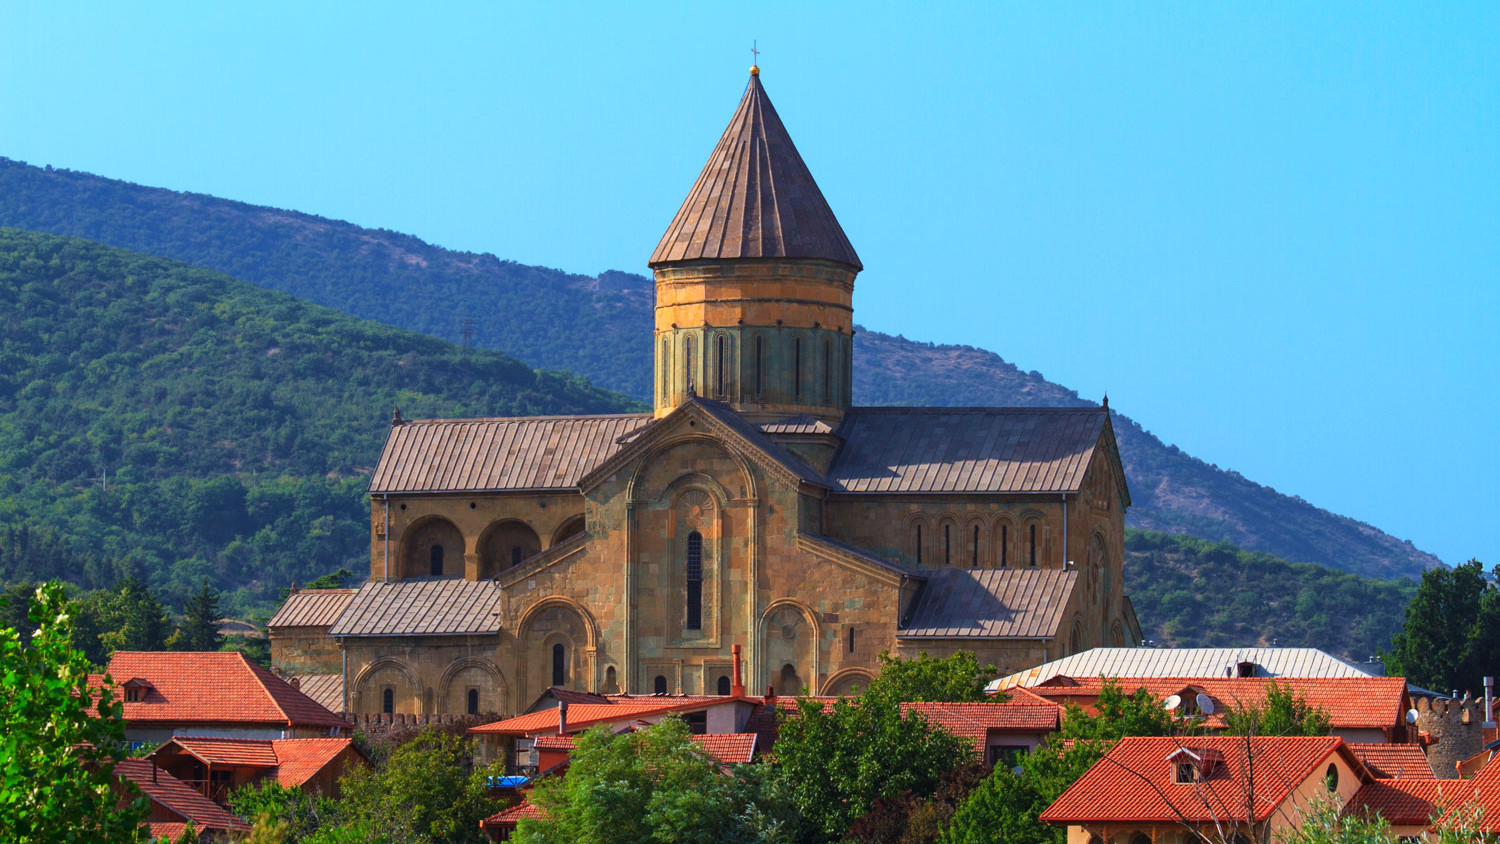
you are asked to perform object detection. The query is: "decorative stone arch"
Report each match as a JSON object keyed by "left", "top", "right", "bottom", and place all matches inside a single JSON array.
[
  {"left": 518, "top": 595, "right": 600, "bottom": 651},
  {"left": 1087, "top": 531, "right": 1110, "bottom": 614},
  {"left": 551, "top": 514, "right": 586, "bottom": 546},
  {"left": 663, "top": 481, "right": 727, "bottom": 641},
  {"left": 823, "top": 668, "right": 875, "bottom": 697},
  {"left": 400, "top": 515, "right": 464, "bottom": 579},
  {"left": 759, "top": 599, "right": 819, "bottom": 695},
  {"left": 1110, "top": 618, "right": 1127, "bottom": 647},
  {"left": 438, "top": 657, "right": 508, "bottom": 715},
  {"left": 659, "top": 335, "right": 672, "bottom": 406},
  {"left": 477, "top": 519, "right": 542, "bottom": 578},
  {"left": 1068, "top": 613, "right": 1087, "bottom": 656},
  {"left": 352, "top": 656, "right": 421, "bottom": 714},
  {"left": 1017, "top": 508, "right": 1047, "bottom": 567},
  {"left": 935, "top": 514, "right": 961, "bottom": 567},
  {"left": 625, "top": 435, "right": 758, "bottom": 505},
  {"left": 518, "top": 596, "right": 600, "bottom": 701},
  {"left": 710, "top": 330, "right": 736, "bottom": 400},
  {"left": 906, "top": 513, "right": 931, "bottom": 566},
  {"left": 991, "top": 513, "right": 1016, "bottom": 568},
  {"left": 962, "top": 515, "right": 987, "bottom": 568}
]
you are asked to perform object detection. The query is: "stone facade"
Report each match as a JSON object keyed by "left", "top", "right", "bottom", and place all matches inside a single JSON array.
[{"left": 269, "top": 70, "right": 1137, "bottom": 718}]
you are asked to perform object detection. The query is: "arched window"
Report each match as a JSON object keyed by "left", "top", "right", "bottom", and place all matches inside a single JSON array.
[
  {"left": 1000, "top": 524, "right": 1009, "bottom": 567},
  {"left": 1029, "top": 524, "right": 1038, "bottom": 566},
  {"left": 915, "top": 523, "right": 924, "bottom": 565},
  {"left": 660, "top": 337, "right": 669, "bottom": 403},
  {"left": 822, "top": 339, "right": 832, "bottom": 403},
  {"left": 794, "top": 338, "right": 802, "bottom": 401},
  {"left": 654, "top": 675, "right": 668, "bottom": 695},
  {"left": 1325, "top": 764, "right": 1339, "bottom": 792},
  {"left": 717, "top": 675, "right": 732, "bottom": 695},
  {"left": 715, "top": 334, "right": 728, "bottom": 398},
  {"left": 685, "top": 531, "right": 703, "bottom": 630},
  {"left": 552, "top": 643, "right": 566, "bottom": 687},
  {"left": 467, "top": 688, "right": 479, "bottom": 715},
  {"left": 511, "top": 546, "right": 524, "bottom": 568},
  {"left": 684, "top": 335, "right": 695, "bottom": 393},
  {"left": 754, "top": 335, "right": 764, "bottom": 395},
  {"left": 429, "top": 545, "right": 443, "bottom": 576},
  {"left": 382, "top": 687, "right": 394, "bottom": 715},
  {"left": 848, "top": 627, "right": 856, "bottom": 653},
  {"left": 943, "top": 524, "right": 951, "bottom": 565},
  {"left": 972, "top": 525, "right": 980, "bottom": 566}
]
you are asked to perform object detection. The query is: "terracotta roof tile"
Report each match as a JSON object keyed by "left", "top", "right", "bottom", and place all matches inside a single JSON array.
[
  {"left": 271, "top": 738, "right": 360, "bottom": 787},
  {"left": 98, "top": 652, "right": 345, "bottom": 730},
  {"left": 267, "top": 589, "right": 354, "bottom": 628},
  {"left": 481, "top": 799, "right": 547, "bottom": 829},
  {"left": 327, "top": 579, "right": 503, "bottom": 637},
  {"left": 901, "top": 569, "right": 1077, "bottom": 639},
  {"left": 468, "top": 701, "right": 700, "bottom": 736},
  {"left": 116, "top": 759, "right": 251, "bottom": 833},
  {"left": 900, "top": 701, "right": 1061, "bottom": 756},
  {"left": 691, "top": 733, "right": 758, "bottom": 764},
  {"left": 1039, "top": 736, "right": 1351, "bottom": 824},
  {"left": 1349, "top": 743, "right": 1436, "bottom": 780},
  {"left": 650, "top": 73, "right": 861, "bottom": 270},
  {"left": 162, "top": 736, "right": 279, "bottom": 767},
  {"left": 1345, "top": 778, "right": 1459, "bottom": 826}
]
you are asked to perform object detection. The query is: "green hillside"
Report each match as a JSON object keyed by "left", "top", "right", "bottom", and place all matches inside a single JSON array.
[
  {"left": 0, "top": 228, "right": 639, "bottom": 612},
  {"left": 0, "top": 157, "right": 1440, "bottom": 580},
  {"left": 1125, "top": 529, "right": 1417, "bottom": 660}
]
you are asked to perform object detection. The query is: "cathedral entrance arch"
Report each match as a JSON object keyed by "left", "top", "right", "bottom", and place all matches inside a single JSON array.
[
  {"left": 400, "top": 517, "right": 463, "bottom": 579},
  {"left": 759, "top": 601, "right": 818, "bottom": 695},
  {"left": 352, "top": 657, "right": 421, "bottom": 715},
  {"left": 518, "top": 597, "right": 598, "bottom": 704},
  {"left": 438, "top": 657, "right": 507, "bottom": 716},
  {"left": 478, "top": 519, "right": 541, "bottom": 578},
  {"left": 822, "top": 668, "right": 874, "bottom": 697}
]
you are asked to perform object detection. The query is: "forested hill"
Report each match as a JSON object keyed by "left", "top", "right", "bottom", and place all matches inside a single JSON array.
[
  {"left": 0, "top": 157, "right": 1440, "bottom": 579},
  {"left": 0, "top": 228, "right": 639, "bottom": 610}
]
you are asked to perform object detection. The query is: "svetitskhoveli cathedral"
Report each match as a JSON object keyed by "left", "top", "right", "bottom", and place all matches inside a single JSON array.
[{"left": 269, "top": 67, "right": 1138, "bottom": 717}]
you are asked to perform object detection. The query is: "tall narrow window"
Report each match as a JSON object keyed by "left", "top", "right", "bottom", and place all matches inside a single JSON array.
[
  {"left": 943, "top": 524, "right": 951, "bottom": 564},
  {"left": 717, "top": 675, "right": 732, "bottom": 695},
  {"left": 654, "top": 675, "right": 668, "bottom": 695},
  {"left": 685, "top": 531, "right": 703, "bottom": 630},
  {"left": 972, "top": 526, "right": 980, "bottom": 565},
  {"left": 823, "top": 339, "right": 832, "bottom": 403},
  {"left": 915, "top": 524, "right": 923, "bottom": 564},
  {"left": 794, "top": 338, "right": 802, "bottom": 400},
  {"left": 1001, "top": 525, "right": 1009, "bottom": 567},
  {"left": 848, "top": 627, "right": 856, "bottom": 653},
  {"left": 1029, "top": 525, "right": 1037, "bottom": 566},
  {"left": 382, "top": 688, "right": 394, "bottom": 715},
  {"left": 552, "top": 643, "right": 566, "bottom": 687},
  {"left": 661, "top": 337, "right": 670, "bottom": 403},
  {"left": 429, "top": 545, "right": 443, "bottom": 576},
  {"left": 716, "top": 335, "right": 727, "bottom": 397},
  {"left": 684, "top": 335, "right": 694, "bottom": 393},
  {"left": 754, "top": 336, "right": 764, "bottom": 395},
  {"left": 467, "top": 688, "right": 479, "bottom": 715}
]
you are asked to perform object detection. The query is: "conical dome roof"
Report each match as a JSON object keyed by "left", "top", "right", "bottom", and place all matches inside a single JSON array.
[{"left": 650, "top": 73, "right": 862, "bottom": 271}]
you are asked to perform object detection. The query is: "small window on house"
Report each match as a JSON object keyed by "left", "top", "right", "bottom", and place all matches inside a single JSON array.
[
  {"left": 794, "top": 338, "right": 802, "bottom": 400},
  {"left": 683, "top": 712, "right": 708, "bottom": 735},
  {"left": 654, "top": 675, "right": 668, "bottom": 695},
  {"left": 848, "top": 627, "right": 856, "bottom": 653},
  {"left": 972, "top": 525, "right": 980, "bottom": 566},
  {"left": 511, "top": 546, "right": 524, "bottom": 568},
  {"left": 717, "top": 675, "right": 732, "bottom": 695},
  {"left": 1236, "top": 661, "right": 1256, "bottom": 678},
  {"left": 943, "top": 524, "right": 951, "bottom": 565},
  {"left": 467, "top": 688, "right": 480, "bottom": 715},
  {"left": 552, "top": 643, "right": 566, "bottom": 687},
  {"left": 1000, "top": 525, "right": 1008, "bottom": 567},
  {"left": 382, "top": 687, "right": 394, "bottom": 715},
  {"left": 430, "top": 545, "right": 443, "bottom": 576},
  {"left": 1174, "top": 761, "right": 1196, "bottom": 784},
  {"left": 1325, "top": 763, "right": 1339, "bottom": 792},
  {"left": 1029, "top": 524, "right": 1037, "bottom": 566},
  {"left": 685, "top": 531, "right": 704, "bottom": 630}
]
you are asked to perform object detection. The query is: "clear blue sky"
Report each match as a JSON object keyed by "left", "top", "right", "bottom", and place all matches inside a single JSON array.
[{"left": 2, "top": 3, "right": 1495, "bottom": 570}]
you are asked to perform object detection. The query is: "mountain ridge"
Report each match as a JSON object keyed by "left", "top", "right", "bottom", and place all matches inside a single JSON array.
[{"left": 0, "top": 156, "right": 1441, "bottom": 580}]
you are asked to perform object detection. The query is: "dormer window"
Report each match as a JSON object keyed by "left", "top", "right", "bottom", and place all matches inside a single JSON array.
[
  {"left": 1236, "top": 661, "right": 1256, "bottom": 678},
  {"left": 1174, "top": 761, "right": 1198, "bottom": 784},
  {"left": 1168, "top": 747, "right": 1223, "bottom": 783},
  {"left": 122, "top": 678, "right": 152, "bottom": 703}
]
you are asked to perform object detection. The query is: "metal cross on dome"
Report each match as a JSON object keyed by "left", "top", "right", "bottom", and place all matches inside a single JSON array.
[{"left": 751, "top": 41, "right": 759, "bottom": 66}]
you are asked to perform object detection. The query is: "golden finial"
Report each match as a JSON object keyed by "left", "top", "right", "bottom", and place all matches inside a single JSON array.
[{"left": 750, "top": 40, "right": 760, "bottom": 76}]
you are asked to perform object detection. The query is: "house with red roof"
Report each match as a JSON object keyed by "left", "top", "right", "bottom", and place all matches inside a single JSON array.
[
  {"left": 900, "top": 699, "right": 1062, "bottom": 768},
  {"left": 114, "top": 758, "right": 252, "bottom": 841},
  {"left": 1039, "top": 735, "right": 1373, "bottom": 843},
  {"left": 93, "top": 651, "right": 349, "bottom": 744},
  {"left": 148, "top": 736, "right": 368, "bottom": 804}
]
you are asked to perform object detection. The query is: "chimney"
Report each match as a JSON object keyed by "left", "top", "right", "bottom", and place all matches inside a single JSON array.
[
  {"left": 765, "top": 684, "right": 776, "bottom": 703},
  {"left": 557, "top": 701, "right": 569, "bottom": 736},
  {"left": 1485, "top": 677, "right": 1497, "bottom": 745},
  {"left": 731, "top": 645, "right": 746, "bottom": 697},
  {"left": 288, "top": 677, "right": 300, "bottom": 690}
]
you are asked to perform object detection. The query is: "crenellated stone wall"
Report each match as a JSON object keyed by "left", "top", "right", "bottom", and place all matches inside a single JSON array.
[{"left": 1413, "top": 692, "right": 1491, "bottom": 778}]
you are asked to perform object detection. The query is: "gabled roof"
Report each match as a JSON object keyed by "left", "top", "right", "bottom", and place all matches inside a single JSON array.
[
  {"left": 827, "top": 407, "right": 1121, "bottom": 496},
  {"left": 468, "top": 701, "right": 706, "bottom": 736},
  {"left": 1433, "top": 753, "right": 1500, "bottom": 831},
  {"left": 1039, "top": 736, "right": 1360, "bottom": 824},
  {"left": 1346, "top": 778, "right": 1461, "bottom": 826},
  {"left": 650, "top": 72, "right": 861, "bottom": 270},
  {"left": 115, "top": 759, "right": 251, "bottom": 835},
  {"left": 368, "top": 413, "right": 652, "bottom": 494},
  {"left": 900, "top": 701, "right": 1061, "bottom": 756},
  {"left": 97, "top": 652, "right": 346, "bottom": 730},
  {"left": 1024, "top": 676, "right": 1410, "bottom": 732},
  {"left": 327, "top": 578, "right": 503, "bottom": 637},
  {"left": 531, "top": 731, "right": 758, "bottom": 764},
  {"left": 1348, "top": 743, "right": 1435, "bottom": 779},
  {"left": 900, "top": 568, "right": 1077, "bottom": 639},
  {"left": 270, "top": 738, "right": 363, "bottom": 787},
  {"left": 150, "top": 737, "right": 361, "bottom": 788},
  {"left": 992, "top": 646, "right": 1378, "bottom": 690},
  {"left": 481, "top": 799, "right": 546, "bottom": 830},
  {"left": 267, "top": 588, "right": 355, "bottom": 628}
]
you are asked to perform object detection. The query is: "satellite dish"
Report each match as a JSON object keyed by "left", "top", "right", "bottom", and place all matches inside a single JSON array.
[
  {"left": 1406, "top": 709, "right": 1420, "bottom": 725},
  {"left": 1196, "top": 693, "right": 1216, "bottom": 716},
  {"left": 1163, "top": 694, "right": 1182, "bottom": 711}
]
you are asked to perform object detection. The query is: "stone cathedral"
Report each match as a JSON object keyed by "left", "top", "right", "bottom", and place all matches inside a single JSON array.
[{"left": 268, "top": 68, "right": 1139, "bottom": 717}]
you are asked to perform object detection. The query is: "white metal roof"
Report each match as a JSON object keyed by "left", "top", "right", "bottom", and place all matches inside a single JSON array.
[{"left": 989, "top": 647, "right": 1378, "bottom": 692}]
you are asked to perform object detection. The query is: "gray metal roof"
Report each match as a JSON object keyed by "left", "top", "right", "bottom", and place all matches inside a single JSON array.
[
  {"left": 288, "top": 674, "right": 344, "bottom": 713},
  {"left": 369, "top": 414, "right": 652, "bottom": 494},
  {"left": 327, "top": 579, "right": 504, "bottom": 637},
  {"left": 650, "top": 72, "right": 861, "bottom": 270},
  {"left": 991, "top": 647, "right": 1379, "bottom": 690},
  {"left": 692, "top": 398, "right": 828, "bottom": 487},
  {"left": 267, "top": 589, "right": 355, "bottom": 629},
  {"left": 900, "top": 568, "right": 1076, "bottom": 639},
  {"left": 828, "top": 407, "right": 1107, "bottom": 494}
]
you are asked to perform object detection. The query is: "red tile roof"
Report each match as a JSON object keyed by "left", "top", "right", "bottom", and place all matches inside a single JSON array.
[
  {"left": 97, "top": 652, "right": 347, "bottom": 730},
  {"left": 1434, "top": 752, "right": 1500, "bottom": 831},
  {"left": 165, "top": 736, "right": 279, "bottom": 767},
  {"left": 468, "top": 701, "right": 701, "bottom": 736},
  {"left": 115, "top": 759, "right": 251, "bottom": 834},
  {"left": 900, "top": 701, "right": 1061, "bottom": 756},
  {"left": 1028, "top": 676, "right": 1408, "bottom": 732},
  {"left": 1345, "top": 778, "right": 1460, "bottom": 826},
  {"left": 1039, "top": 736, "right": 1357, "bottom": 824},
  {"left": 152, "top": 736, "right": 362, "bottom": 787},
  {"left": 1348, "top": 743, "right": 1435, "bottom": 780},
  {"left": 272, "top": 738, "right": 361, "bottom": 787},
  {"left": 480, "top": 799, "right": 546, "bottom": 829},
  {"left": 530, "top": 731, "right": 758, "bottom": 764}
]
